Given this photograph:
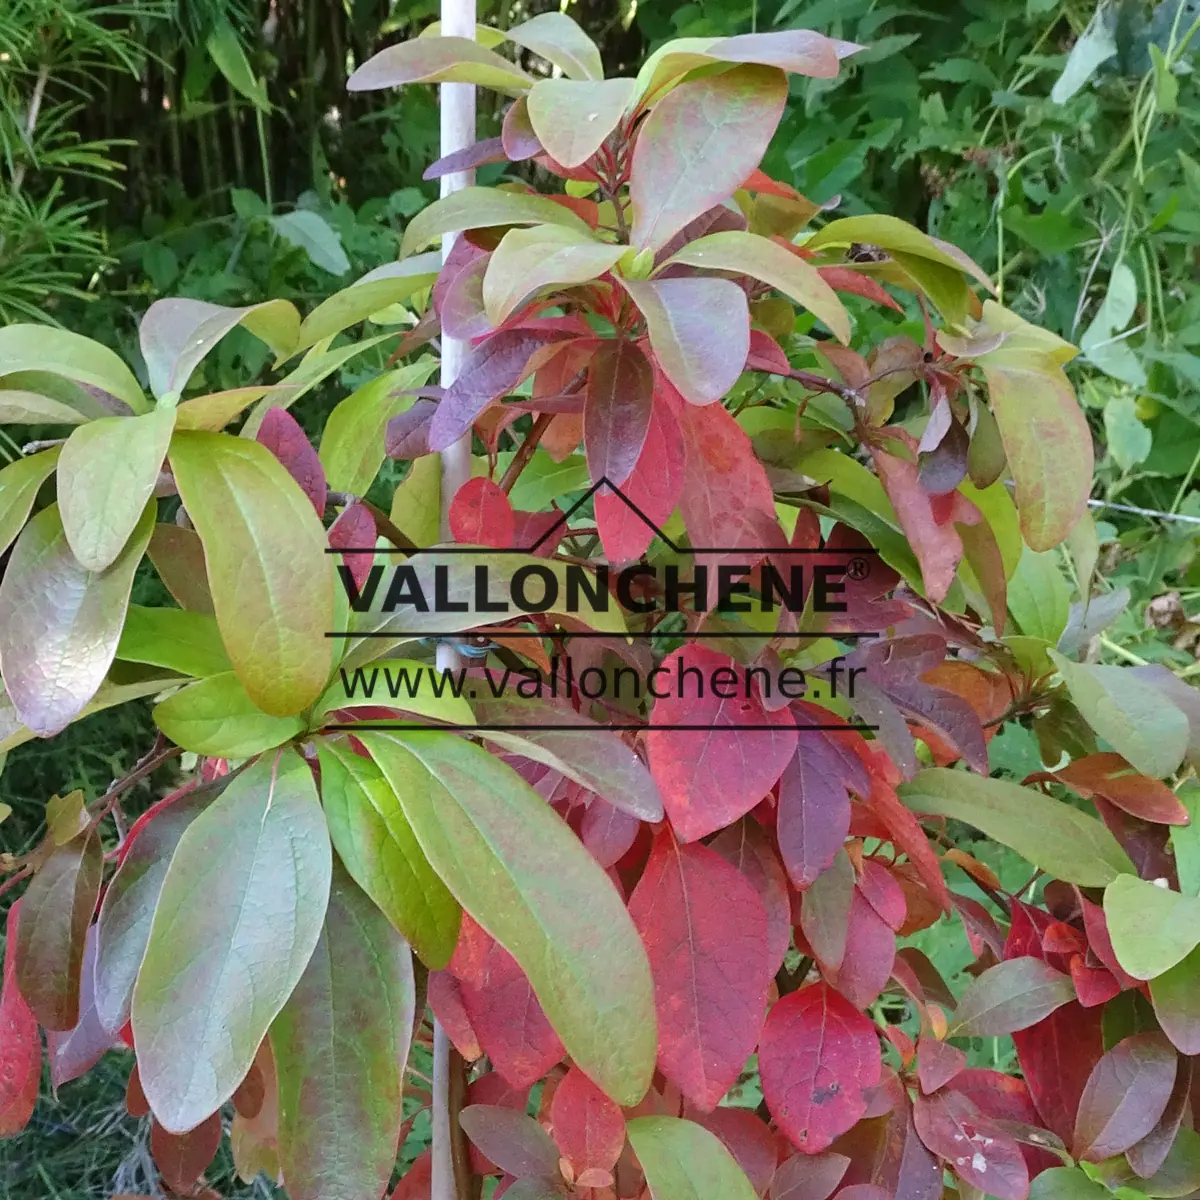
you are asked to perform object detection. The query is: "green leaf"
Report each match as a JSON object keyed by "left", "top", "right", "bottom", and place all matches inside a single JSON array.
[
  {"left": 1149, "top": 943, "right": 1200, "bottom": 1056},
  {"left": 0, "top": 501, "right": 153, "bottom": 737},
  {"left": 315, "top": 659, "right": 475, "bottom": 726},
  {"left": 132, "top": 751, "right": 332, "bottom": 1133},
  {"left": 168, "top": 431, "right": 334, "bottom": 717},
  {"left": 973, "top": 303, "right": 1092, "bottom": 551},
  {"left": 206, "top": 19, "right": 269, "bottom": 110},
  {"left": 95, "top": 781, "right": 220, "bottom": 1034},
  {"left": 1081, "top": 263, "right": 1146, "bottom": 388},
  {"left": 1048, "top": 650, "right": 1189, "bottom": 780},
  {"left": 501, "top": 449, "right": 590, "bottom": 512},
  {"left": 389, "top": 454, "right": 440, "bottom": 549},
  {"left": 0, "top": 325, "right": 145, "bottom": 413},
  {"left": 319, "top": 360, "right": 440, "bottom": 495},
  {"left": 316, "top": 740, "right": 460, "bottom": 969},
  {"left": 483, "top": 225, "right": 625, "bottom": 326},
  {"left": 270, "top": 862, "right": 415, "bottom": 1200},
  {"left": 1171, "top": 781, "right": 1200, "bottom": 897},
  {"left": 620, "top": 275, "right": 750, "bottom": 405},
  {"left": 399, "top": 188, "right": 590, "bottom": 257},
  {"left": 0, "top": 389, "right": 89, "bottom": 424},
  {"left": 296, "top": 256, "right": 442, "bottom": 351},
  {"left": 270, "top": 211, "right": 351, "bottom": 276},
  {"left": 1152, "top": 44, "right": 1180, "bottom": 113},
  {"left": 118, "top": 605, "right": 232, "bottom": 677},
  {"left": 347, "top": 36, "right": 533, "bottom": 97},
  {"left": 1104, "top": 874, "right": 1200, "bottom": 981},
  {"left": 806, "top": 213, "right": 992, "bottom": 291},
  {"left": 1029, "top": 1168, "right": 1111, "bottom": 1199},
  {"left": 630, "top": 65, "right": 788, "bottom": 253},
  {"left": 15, "top": 828, "right": 103, "bottom": 1030},
  {"left": 947, "top": 956, "right": 1075, "bottom": 1037},
  {"left": 0, "top": 446, "right": 60, "bottom": 558},
  {"left": 663, "top": 229, "right": 850, "bottom": 344},
  {"left": 360, "top": 731, "right": 655, "bottom": 1105},
  {"left": 140, "top": 298, "right": 300, "bottom": 400},
  {"left": 469, "top": 696, "right": 663, "bottom": 821},
  {"left": 626, "top": 1116, "right": 758, "bottom": 1200},
  {"left": 898, "top": 767, "right": 1135, "bottom": 887},
  {"left": 1050, "top": 4, "right": 1116, "bottom": 104},
  {"left": 1007, "top": 544, "right": 1069, "bottom": 643},
  {"left": 1103, "top": 396, "right": 1152, "bottom": 470},
  {"left": 58, "top": 406, "right": 176, "bottom": 571},
  {"left": 153, "top": 672, "right": 304, "bottom": 756},
  {"left": 505, "top": 12, "right": 604, "bottom": 80},
  {"left": 527, "top": 78, "right": 635, "bottom": 168}
]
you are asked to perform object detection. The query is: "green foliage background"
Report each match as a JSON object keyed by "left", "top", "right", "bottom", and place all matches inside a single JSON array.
[{"left": 1, "top": 0, "right": 1198, "bottom": 1195}]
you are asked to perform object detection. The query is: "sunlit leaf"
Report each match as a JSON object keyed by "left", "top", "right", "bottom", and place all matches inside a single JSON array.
[
  {"left": 505, "top": 12, "right": 604, "bottom": 80},
  {"left": 347, "top": 36, "right": 533, "bottom": 96},
  {"left": 527, "top": 78, "right": 635, "bottom": 167},
  {"left": 0, "top": 446, "right": 60, "bottom": 559},
  {"left": 0, "top": 325, "right": 146, "bottom": 412},
  {"left": 153, "top": 672, "right": 304, "bottom": 756}
]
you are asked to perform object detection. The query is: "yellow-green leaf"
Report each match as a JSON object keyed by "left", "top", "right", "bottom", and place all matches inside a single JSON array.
[
  {"left": 168, "top": 431, "right": 334, "bottom": 716},
  {"left": 348, "top": 36, "right": 533, "bottom": 96},
  {"left": 296, "top": 256, "right": 442, "bottom": 352},
  {"left": 527, "top": 78, "right": 635, "bottom": 167},
  {"left": 0, "top": 389, "right": 89, "bottom": 424},
  {"left": 154, "top": 671, "right": 304, "bottom": 756},
  {"left": 206, "top": 19, "right": 269, "bottom": 110},
  {"left": 1048, "top": 650, "right": 1189, "bottom": 780},
  {"left": 483, "top": 225, "right": 624, "bottom": 326},
  {"left": 317, "top": 740, "right": 460, "bottom": 968},
  {"left": 270, "top": 862, "right": 415, "bottom": 1200},
  {"left": 1008, "top": 544, "right": 1070, "bottom": 643},
  {"left": 133, "top": 751, "right": 332, "bottom": 1133},
  {"left": 319, "top": 360, "right": 440, "bottom": 495},
  {"left": 0, "top": 325, "right": 145, "bottom": 412},
  {"left": 118, "top": 605, "right": 231, "bottom": 677},
  {"left": 1105, "top": 874, "right": 1200, "bottom": 981},
  {"left": 140, "top": 298, "right": 300, "bottom": 400},
  {"left": 626, "top": 1116, "right": 758, "bottom": 1200},
  {"left": 0, "top": 502, "right": 153, "bottom": 737},
  {"left": 898, "top": 766, "right": 1135, "bottom": 887},
  {"left": 315, "top": 658, "right": 474, "bottom": 726},
  {"left": 175, "top": 387, "right": 273, "bottom": 432},
  {"left": 0, "top": 446, "right": 60, "bottom": 558},
  {"left": 389, "top": 455, "right": 440, "bottom": 550},
  {"left": 399, "top": 187, "right": 590, "bottom": 257},
  {"left": 360, "top": 731, "right": 655, "bottom": 1105},
  {"left": 505, "top": 12, "right": 603, "bottom": 80},
  {"left": 58, "top": 406, "right": 176, "bottom": 571},
  {"left": 663, "top": 230, "right": 850, "bottom": 344}
]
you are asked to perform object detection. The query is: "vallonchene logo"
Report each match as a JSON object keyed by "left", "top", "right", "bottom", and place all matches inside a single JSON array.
[{"left": 324, "top": 476, "right": 882, "bottom": 733}]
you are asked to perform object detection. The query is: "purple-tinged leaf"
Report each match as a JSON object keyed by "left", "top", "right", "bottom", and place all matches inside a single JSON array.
[
  {"left": 502, "top": 97, "right": 543, "bottom": 160},
  {"left": 583, "top": 339, "right": 654, "bottom": 486},
  {"left": 460, "top": 1104, "right": 560, "bottom": 1180},
  {"left": 424, "top": 136, "right": 509, "bottom": 180},
  {"left": 777, "top": 733, "right": 857, "bottom": 889},
  {"left": 916, "top": 1037, "right": 967, "bottom": 1095},
  {"left": 256, "top": 406, "right": 327, "bottom": 515},
  {"left": 347, "top": 36, "right": 533, "bottom": 95},
  {"left": 947, "top": 957, "right": 1075, "bottom": 1038},
  {"left": 913, "top": 1089, "right": 1028, "bottom": 1200},
  {"left": 46, "top": 927, "right": 119, "bottom": 1088}
]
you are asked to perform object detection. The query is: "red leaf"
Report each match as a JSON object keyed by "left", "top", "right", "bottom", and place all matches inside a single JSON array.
[
  {"left": 647, "top": 645, "right": 798, "bottom": 842},
  {"left": 594, "top": 395, "right": 685, "bottom": 563},
  {"left": 864, "top": 776, "right": 951, "bottom": 913},
  {"left": 459, "top": 1104, "right": 560, "bottom": 1180},
  {"left": 913, "top": 1090, "right": 1028, "bottom": 1200},
  {"left": 857, "top": 860, "right": 906, "bottom": 933},
  {"left": 741, "top": 168, "right": 802, "bottom": 200},
  {"left": 759, "top": 982, "right": 882, "bottom": 1155},
  {"left": 817, "top": 267, "right": 903, "bottom": 312},
  {"left": 746, "top": 329, "right": 792, "bottom": 375},
  {"left": 770, "top": 1151, "right": 850, "bottom": 1200},
  {"left": 1073, "top": 1032, "right": 1177, "bottom": 1162},
  {"left": 584, "top": 340, "right": 655, "bottom": 487},
  {"left": 627, "top": 831, "right": 771, "bottom": 1110},
  {"left": 829, "top": 885, "right": 895, "bottom": 1009},
  {"left": 0, "top": 903, "right": 40, "bottom": 1136},
  {"left": 673, "top": 392, "right": 785, "bottom": 569},
  {"left": 328, "top": 501, "right": 377, "bottom": 592},
  {"left": 255, "top": 406, "right": 327, "bottom": 515},
  {"left": 1077, "top": 894, "right": 1137, "bottom": 990},
  {"left": 390, "top": 1149, "right": 433, "bottom": 1200},
  {"left": 708, "top": 818, "right": 792, "bottom": 976},
  {"left": 459, "top": 937, "right": 565, "bottom": 1089},
  {"left": 799, "top": 852, "right": 855, "bottom": 971},
  {"left": 550, "top": 1065, "right": 625, "bottom": 1178},
  {"left": 688, "top": 1106, "right": 779, "bottom": 1195},
  {"left": 428, "top": 970, "right": 483, "bottom": 1062},
  {"left": 428, "top": 331, "right": 571, "bottom": 450},
  {"left": 777, "top": 733, "right": 858, "bottom": 890},
  {"left": 1069, "top": 959, "right": 1121, "bottom": 1008},
  {"left": 449, "top": 476, "right": 517, "bottom": 548},
  {"left": 1053, "top": 753, "right": 1189, "bottom": 825},
  {"left": 151, "top": 1112, "right": 222, "bottom": 1195},
  {"left": 916, "top": 1037, "right": 966, "bottom": 1095},
  {"left": 869, "top": 449, "right": 978, "bottom": 604}
]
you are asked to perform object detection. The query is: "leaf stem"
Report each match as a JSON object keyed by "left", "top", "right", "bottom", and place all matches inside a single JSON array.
[{"left": 499, "top": 413, "right": 554, "bottom": 493}]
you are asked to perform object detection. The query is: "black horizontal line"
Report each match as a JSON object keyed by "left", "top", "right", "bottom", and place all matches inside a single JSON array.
[
  {"left": 326, "top": 723, "right": 880, "bottom": 733},
  {"left": 326, "top": 546, "right": 880, "bottom": 556},
  {"left": 326, "top": 630, "right": 884, "bottom": 639}
]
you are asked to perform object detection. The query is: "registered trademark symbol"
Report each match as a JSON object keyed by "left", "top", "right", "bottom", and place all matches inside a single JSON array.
[{"left": 847, "top": 557, "right": 870, "bottom": 582}]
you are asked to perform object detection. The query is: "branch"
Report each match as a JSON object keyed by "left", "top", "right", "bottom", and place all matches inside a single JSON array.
[
  {"left": 499, "top": 413, "right": 554, "bottom": 493},
  {"left": 788, "top": 369, "right": 867, "bottom": 410}
]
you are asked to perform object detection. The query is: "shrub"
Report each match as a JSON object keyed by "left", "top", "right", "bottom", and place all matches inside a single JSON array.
[{"left": 1, "top": 13, "right": 1198, "bottom": 1200}]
